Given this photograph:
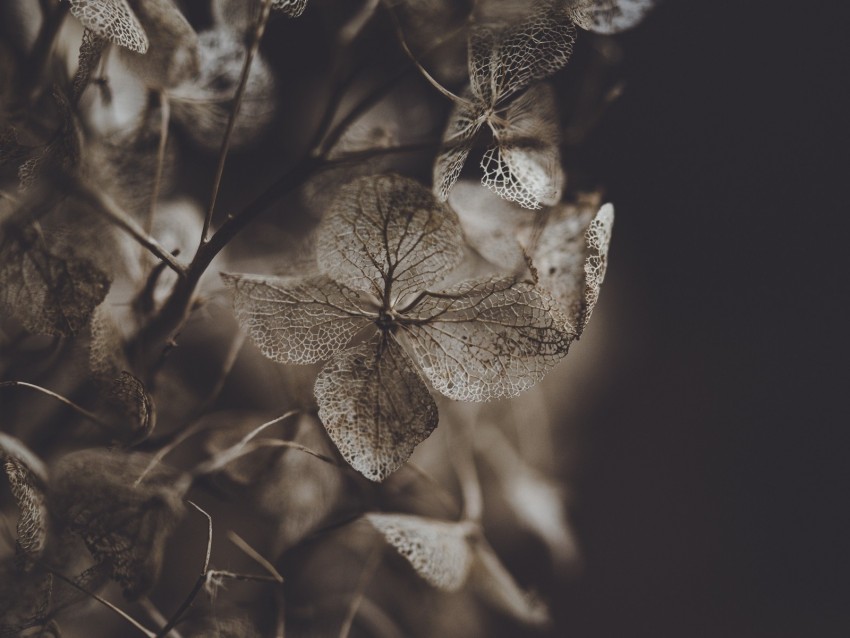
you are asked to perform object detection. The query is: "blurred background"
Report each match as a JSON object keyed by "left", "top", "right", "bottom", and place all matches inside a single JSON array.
[{"left": 558, "top": 1, "right": 848, "bottom": 636}]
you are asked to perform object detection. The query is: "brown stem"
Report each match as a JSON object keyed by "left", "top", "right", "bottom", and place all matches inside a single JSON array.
[
  {"left": 129, "top": 154, "right": 321, "bottom": 372},
  {"left": 202, "top": 0, "right": 274, "bottom": 243}
]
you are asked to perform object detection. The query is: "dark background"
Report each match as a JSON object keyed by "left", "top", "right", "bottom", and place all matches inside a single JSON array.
[{"left": 560, "top": 1, "right": 848, "bottom": 637}]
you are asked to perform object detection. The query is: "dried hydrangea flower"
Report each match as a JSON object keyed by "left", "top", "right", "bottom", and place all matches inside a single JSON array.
[
  {"left": 434, "top": 1, "right": 575, "bottom": 208},
  {"left": 225, "top": 174, "right": 572, "bottom": 481}
]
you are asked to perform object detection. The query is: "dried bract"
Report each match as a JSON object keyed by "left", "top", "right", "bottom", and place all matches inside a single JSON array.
[
  {"left": 367, "top": 513, "right": 475, "bottom": 591},
  {"left": 226, "top": 175, "right": 573, "bottom": 480},
  {"left": 519, "top": 201, "right": 614, "bottom": 336},
  {"left": 67, "top": 0, "right": 149, "bottom": 53},
  {"left": 434, "top": 2, "right": 574, "bottom": 207}
]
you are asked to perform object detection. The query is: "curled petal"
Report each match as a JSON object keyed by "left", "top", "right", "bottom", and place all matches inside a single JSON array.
[
  {"left": 401, "top": 277, "right": 573, "bottom": 402},
  {"left": 317, "top": 175, "right": 465, "bottom": 299},
  {"left": 223, "top": 273, "right": 372, "bottom": 365},
  {"left": 315, "top": 335, "right": 438, "bottom": 481},
  {"left": 367, "top": 513, "right": 475, "bottom": 591},
  {"left": 68, "top": 0, "right": 149, "bottom": 53},
  {"left": 518, "top": 201, "right": 613, "bottom": 336},
  {"left": 581, "top": 203, "right": 614, "bottom": 334}
]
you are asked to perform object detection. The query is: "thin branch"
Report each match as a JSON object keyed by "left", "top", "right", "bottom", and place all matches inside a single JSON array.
[
  {"left": 202, "top": 0, "right": 274, "bottom": 243},
  {"left": 130, "top": 138, "right": 438, "bottom": 373},
  {"left": 155, "top": 501, "right": 213, "bottom": 638},
  {"left": 192, "top": 433, "right": 339, "bottom": 479},
  {"left": 382, "top": 1, "right": 470, "bottom": 106},
  {"left": 46, "top": 568, "right": 156, "bottom": 637},
  {"left": 146, "top": 92, "right": 171, "bottom": 235},
  {"left": 190, "top": 410, "right": 302, "bottom": 477},
  {"left": 0, "top": 380, "right": 112, "bottom": 430},
  {"left": 66, "top": 176, "right": 186, "bottom": 276},
  {"left": 227, "top": 530, "right": 284, "bottom": 583}
]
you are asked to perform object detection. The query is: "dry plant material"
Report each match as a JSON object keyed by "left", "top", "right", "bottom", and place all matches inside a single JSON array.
[
  {"left": 434, "top": 1, "right": 575, "bottom": 208},
  {"left": 225, "top": 174, "right": 572, "bottom": 480},
  {"left": 49, "top": 450, "right": 187, "bottom": 600},
  {"left": 67, "top": 0, "right": 149, "bottom": 53},
  {"left": 0, "top": 222, "right": 111, "bottom": 337}
]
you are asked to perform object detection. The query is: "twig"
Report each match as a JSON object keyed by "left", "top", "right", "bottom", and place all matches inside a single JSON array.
[
  {"left": 202, "top": 0, "right": 274, "bottom": 242},
  {"left": 382, "top": 1, "right": 470, "bottom": 106},
  {"left": 0, "top": 380, "right": 112, "bottom": 430},
  {"left": 46, "top": 568, "right": 156, "bottom": 637},
  {"left": 155, "top": 501, "right": 213, "bottom": 638},
  {"left": 67, "top": 177, "right": 186, "bottom": 276},
  {"left": 192, "top": 432, "right": 339, "bottom": 479},
  {"left": 227, "top": 530, "right": 284, "bottom": 583},
  {"left": 190, "top": 410, "right": 302, "bottom": 477},
  {"left": 132, "top": 142, "right": 434, "bottom": 370},
  {"left": 146, "top": 92, "right": 171, "bottom": 235}
]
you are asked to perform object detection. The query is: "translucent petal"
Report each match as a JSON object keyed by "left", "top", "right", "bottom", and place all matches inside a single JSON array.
[
  {"left": 223, "top": 273, "right": 372, "bottom": 365},
  {"left": 434, "top": 100, "right": 482, "bottom": 202},
  {"left": 68, "top": 0, "right": 149, "bottom": 53},
  {"left": 519, "top": 202, "right": 591, "bottom": 328},
  {"left": 517, "top": 201, "right": 613, "bottom": 336},
  {"left": 314, "top": 336, "right": 438, "bottom": 482},
  {"left": 401, "top": 277, "right": 573, "bottom": 401},
  {"left": 72, "top": 28, "right": 108, "bottom": 102},
  {"left": 469, "top": 1, "right": 576, "bottom": 104},
  {"left": 570, "top": 0, "right": 656, "bottom": 34},
  {"left": 0, "top": 223, "right": 111, "bottom": 337},
  {"left": 482, "top": 83, "right": 563, "bottom": 209},
  {"left": 317, "top": 175, "right": 465, "bottom": 299},
  {"left": 367, "top": 513, "right": 475, "bottom": 591},
  {"left": 581, "top": 202, "right": 614, "bottom": 334}
]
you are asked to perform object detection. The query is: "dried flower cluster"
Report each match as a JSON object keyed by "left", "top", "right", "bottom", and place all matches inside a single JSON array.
[{"left": 1, "top": 0, "right": 652, "bottom": 636}]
